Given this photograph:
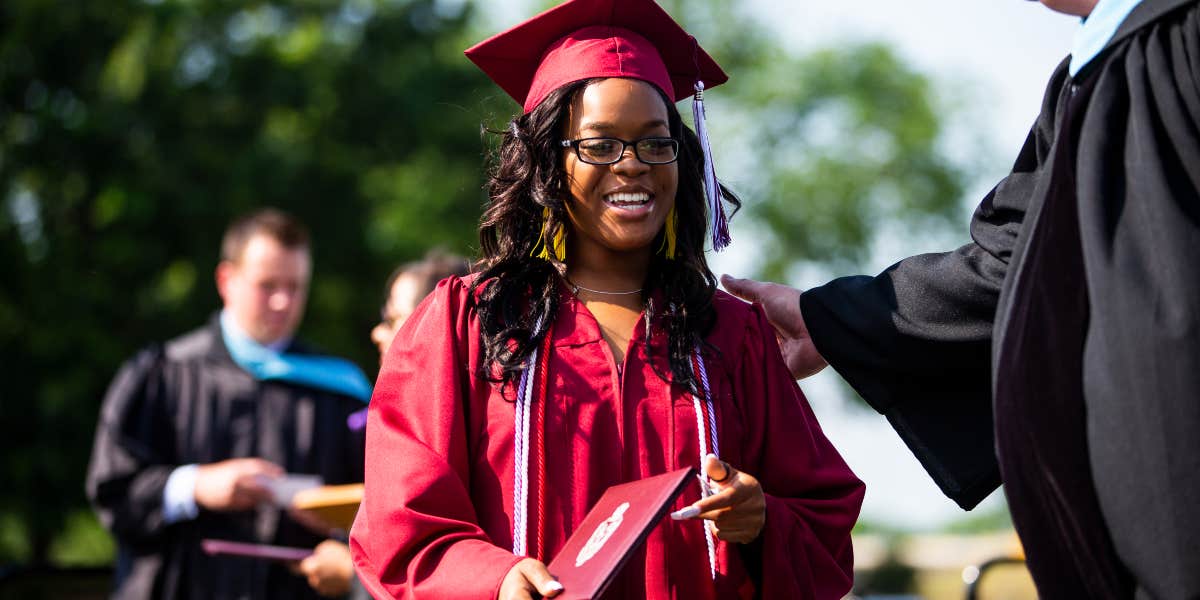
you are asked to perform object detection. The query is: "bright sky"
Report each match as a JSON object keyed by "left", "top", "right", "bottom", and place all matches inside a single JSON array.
[{"left": 479, "top": 0, "right": 1081, "bottom": 529}]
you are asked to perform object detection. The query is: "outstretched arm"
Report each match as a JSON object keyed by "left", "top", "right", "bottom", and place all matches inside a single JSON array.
[{"left": 719, "top": 61, "right": 1066, "bottom": 512}]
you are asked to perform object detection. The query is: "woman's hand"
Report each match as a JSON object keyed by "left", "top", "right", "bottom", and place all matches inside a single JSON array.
[
  {"left": 671, "top": 454, "right": 766, "bottom": 544},
  {"left": 498, "top": 558, "right": 563, "bottom": 600}
]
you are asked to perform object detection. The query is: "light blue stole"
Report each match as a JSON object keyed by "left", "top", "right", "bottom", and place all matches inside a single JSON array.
[
  {"left": 220, "top": 311, "right": 371, "bottom": 403},
  {"left": 1070, "top": 0, "right": 1143, "bottom": 76}
]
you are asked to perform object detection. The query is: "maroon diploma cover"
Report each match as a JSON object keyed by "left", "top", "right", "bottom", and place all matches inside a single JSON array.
[{"left": 546, "top": 467, "right": 697, "bottom": 599}]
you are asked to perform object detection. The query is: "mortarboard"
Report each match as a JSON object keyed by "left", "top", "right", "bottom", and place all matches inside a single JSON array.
[
  {"left": 464, "top": 0, "right": 727, "bottom": 113},
  {"left": 465, "top": 0, "right": 733, "bottom": 251}
]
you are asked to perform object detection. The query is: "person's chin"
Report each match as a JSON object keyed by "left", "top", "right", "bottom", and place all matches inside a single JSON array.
[
  {"left": 604, "top": 236, "right": 658, "bottom": 255},
  {"left": 258, "top": 325, "right": 292, "bottom": 345}
]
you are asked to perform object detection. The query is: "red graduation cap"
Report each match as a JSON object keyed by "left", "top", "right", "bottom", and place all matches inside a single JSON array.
[
  {"left": 465, "top": 0, "right": 728, "bottom": 113},
  {"left": 465, "top": 0, "right": 733, "bottom": 251}
]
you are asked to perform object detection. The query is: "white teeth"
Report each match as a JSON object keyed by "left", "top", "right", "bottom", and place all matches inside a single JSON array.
[{"left": 605, "top": 192, "right": 650, "bottom": 205}]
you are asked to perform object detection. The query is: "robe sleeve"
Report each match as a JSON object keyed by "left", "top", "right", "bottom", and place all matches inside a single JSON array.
[
  {"left": 798, "top": 61, "right": 1069, "bottom": 510},
  {"left": 85, "top": 345, "right": 177, "bottom": 544},
  {"left": 731, "top": 304, "right": 865, "bottom": 600},
  {"left": 350, "top": 277, "right": 524, "bottom": 600}
]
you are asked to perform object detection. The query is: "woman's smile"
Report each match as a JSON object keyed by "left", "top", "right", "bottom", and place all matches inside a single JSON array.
[{"left": 603, "top": 189, "right": 654, "bottom": 214}]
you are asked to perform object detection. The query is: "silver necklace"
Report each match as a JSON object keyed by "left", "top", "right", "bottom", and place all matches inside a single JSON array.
[{"left": 567, "top": 279, "right": 643, "bottom": 296}]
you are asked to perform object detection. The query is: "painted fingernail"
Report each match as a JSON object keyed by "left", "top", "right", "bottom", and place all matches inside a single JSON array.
[
  {"left": 670, "top": 506, "right": 700, "bottom": 520},
  {"left": 546, "top": 581, "right": 564, "bottom": 592}
]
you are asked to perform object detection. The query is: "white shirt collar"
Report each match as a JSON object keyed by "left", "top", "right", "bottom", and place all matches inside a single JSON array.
[{"left": 219, "top": 309, "right": 291, "bottom": 353}]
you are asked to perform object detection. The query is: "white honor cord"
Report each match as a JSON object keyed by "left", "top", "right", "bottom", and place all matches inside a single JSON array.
[
  {"left": 512, "top": 351, "right": 531, "bottom": 556},
  {"left": 511, "top": 315, "right": 545, "bottom": 556},
  {"left": 692, "top": 345, "right": 718, "bottom": 580}
]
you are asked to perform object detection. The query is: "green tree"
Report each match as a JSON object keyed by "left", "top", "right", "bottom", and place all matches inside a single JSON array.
[
  {"left": 0, "top": 0, "right": 507, "bottom": 566},
  {"left": 1, "top": 0, "right": 977, "bottom": 567},
  {"left": 660, "top": 0, "right": 980, "bottom": 279},
  {"left": 727, "top": 42, "right": 977, "bottom": 278}
]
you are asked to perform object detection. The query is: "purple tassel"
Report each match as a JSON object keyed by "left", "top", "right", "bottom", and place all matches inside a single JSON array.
[{"left": 692, "top": 81, "right": 731, "bottom": 251}]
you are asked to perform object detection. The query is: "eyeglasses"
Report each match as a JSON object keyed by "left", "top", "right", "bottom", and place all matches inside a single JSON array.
[{"left": 560, "top": 136, "right": 680, "bottom": 165}]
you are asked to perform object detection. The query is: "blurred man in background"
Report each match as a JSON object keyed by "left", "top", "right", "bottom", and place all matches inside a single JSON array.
[{"left": 87, "top": 208, "right": 368, "bottom": 599}]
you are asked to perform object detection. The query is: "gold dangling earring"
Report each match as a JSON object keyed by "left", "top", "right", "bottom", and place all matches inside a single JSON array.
[
  {"left": 534, "top": 207, "right": 567, "bottom": 262},
  {"left": 657, "top": 205, "right": 677, "bottom": 259},
  {"left": 533, "top": 207, "right": 551, "bottom": 260},
  {"left": 550, "top": 221, "right": 566, "bottom": 261}
]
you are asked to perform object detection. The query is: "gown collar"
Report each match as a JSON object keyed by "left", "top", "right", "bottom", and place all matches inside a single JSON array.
[{"left": 552, "top": 277, "right": 667, "bottom": 348}]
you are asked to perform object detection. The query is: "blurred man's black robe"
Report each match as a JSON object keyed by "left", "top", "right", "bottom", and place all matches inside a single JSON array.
[
  {"left": 86, "top": 318, "right": 365, "bottom": 599},
  {"left": 800, "top": 0, "right": 1200, "bottom": 597}
]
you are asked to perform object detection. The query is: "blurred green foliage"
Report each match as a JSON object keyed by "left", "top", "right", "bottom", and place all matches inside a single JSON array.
[
  {"left": 0, "top": 0, "right": 509, "bottom": 566},
  {"left": 1, "top": 0, "right": 975, "bottom": 568},
  {"left": 734, "top": 41, "right": 973, "bottom": 278},
  {"left": 659, "top": 0, "right": 979, "bottom": 278}
]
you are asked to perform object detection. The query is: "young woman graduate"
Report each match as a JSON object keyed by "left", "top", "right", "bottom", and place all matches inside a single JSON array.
[{"left": 349, "top": 1, "right": 864, "bottom": 598}]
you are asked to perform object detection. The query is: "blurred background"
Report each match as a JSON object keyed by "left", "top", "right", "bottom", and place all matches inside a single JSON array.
[{"left": 1, "top": 0, "right": 1075, "bottom": 597}]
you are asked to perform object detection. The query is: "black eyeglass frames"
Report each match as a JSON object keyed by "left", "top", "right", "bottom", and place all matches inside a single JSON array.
[{"left": 560, "top": 136, "right": 680, "bottom": 165}]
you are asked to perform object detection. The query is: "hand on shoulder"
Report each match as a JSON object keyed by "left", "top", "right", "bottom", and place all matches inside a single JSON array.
[{"left": 721, "top": 275, "right": 827, "bottom": 379}]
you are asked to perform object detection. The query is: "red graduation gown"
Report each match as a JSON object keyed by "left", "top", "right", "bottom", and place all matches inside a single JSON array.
[{"left": 350, "top": 276, "right": 863, "bottom": 599}]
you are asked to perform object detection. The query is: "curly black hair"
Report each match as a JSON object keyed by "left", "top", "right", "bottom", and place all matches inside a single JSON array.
[{"left": 472, "top": 78, "right": 740, "bottom": 396}]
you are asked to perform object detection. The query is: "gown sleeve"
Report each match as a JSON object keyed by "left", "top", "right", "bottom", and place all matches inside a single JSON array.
[
  {"left": 85, "top": 345, "right": 177, "bottom": 544},
  {"left": 730, "top": 303, "right": 865, "bottom": 600},
  {"left": 350, "top": 277, "right": 524, "bottom": 600},
  {"left": 797, "top": 60, "right": 1068, "bottom": 510}
]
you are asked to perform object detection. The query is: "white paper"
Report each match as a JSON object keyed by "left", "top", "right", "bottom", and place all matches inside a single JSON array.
[{"left": 259, "top": 473, "right": 323, "bottom": 506}]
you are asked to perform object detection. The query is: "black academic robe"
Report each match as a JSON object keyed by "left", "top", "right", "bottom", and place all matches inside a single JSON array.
[
  {"left": 800, "top": 0, "right": 1200, "bottom": 597},
  {"left": 85, "top": 317, "right": 366, "bottom": 600}
]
